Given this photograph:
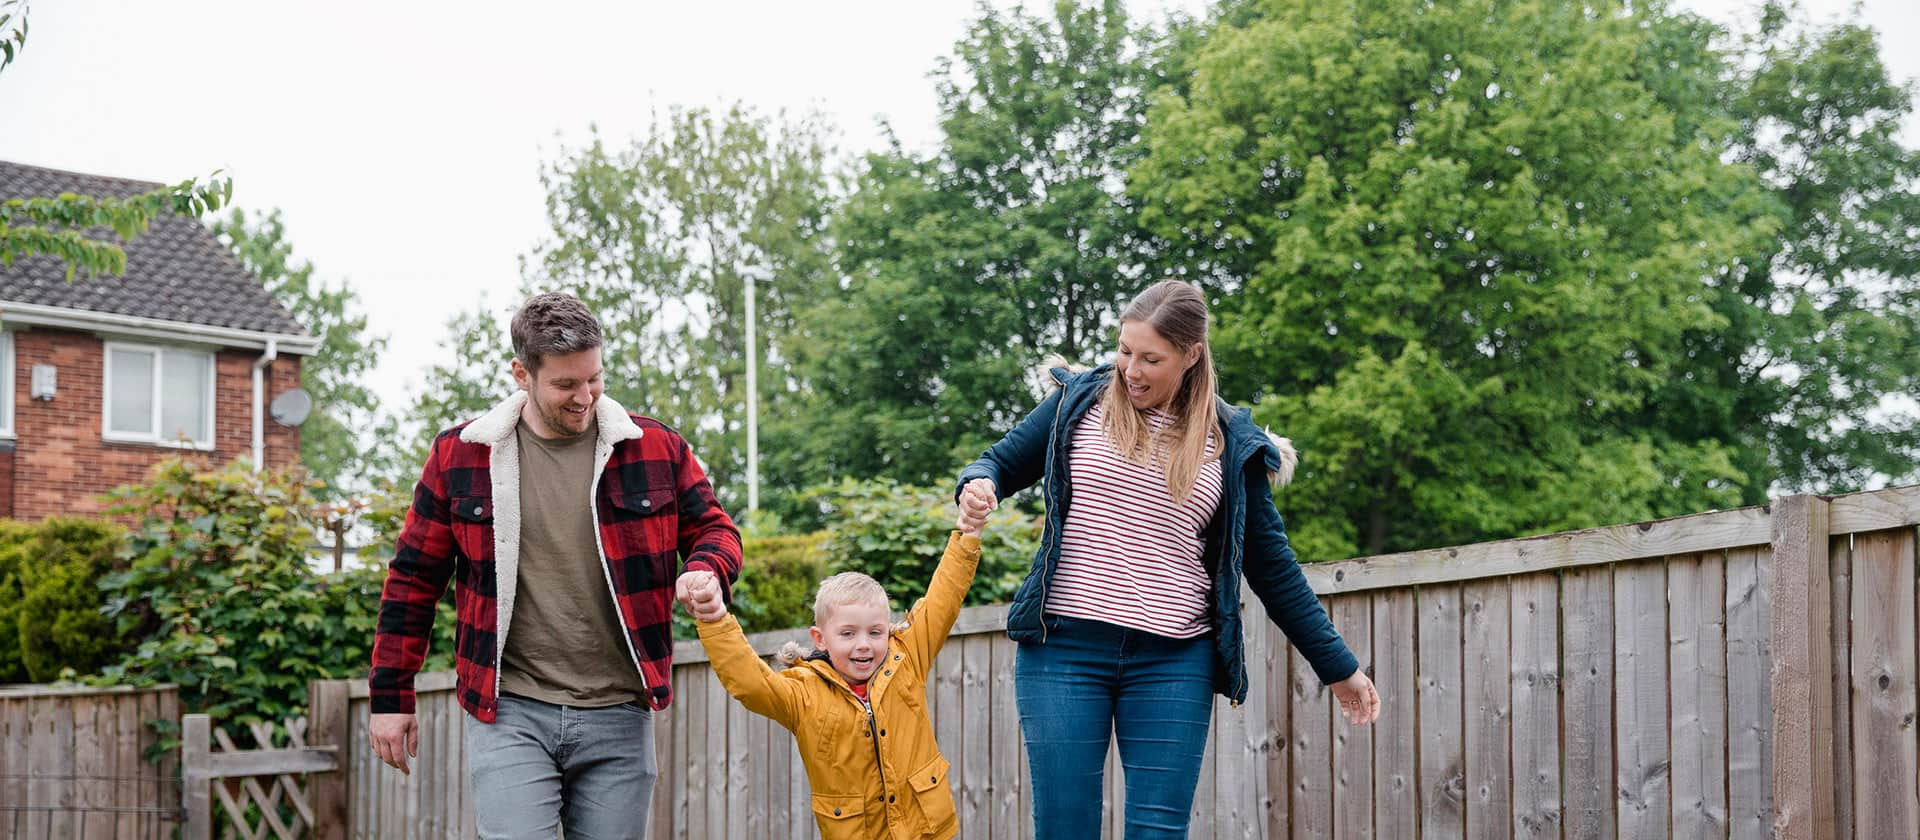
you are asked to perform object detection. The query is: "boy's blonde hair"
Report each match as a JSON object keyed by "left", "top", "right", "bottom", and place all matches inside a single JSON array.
[{"left": 776, "top": 572, "right": 890, "bottom": 666}]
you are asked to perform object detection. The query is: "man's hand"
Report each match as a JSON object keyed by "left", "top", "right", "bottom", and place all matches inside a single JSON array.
[
  {"left": 369, "top": 713, "right": 419, "bottom": 775},
  {"left": 676, "top": 570, "right": 727, "bottom": 621}
]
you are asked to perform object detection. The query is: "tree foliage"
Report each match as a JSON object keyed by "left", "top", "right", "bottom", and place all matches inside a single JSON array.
[
  {"left": 797, "top": 0, "right": 1174, "bottom": 489},
  {"left": 213, "top": 208, "right": 394, "bottom": 496},
  {"left": 1133, "top": 0, "right": 1785, "bottom": 558},
  {"left": 525, "top": 106, "right": 838, "bottom": 507},
  {"left": 96, "top": 459, "right": 454, "bottom": 726}
]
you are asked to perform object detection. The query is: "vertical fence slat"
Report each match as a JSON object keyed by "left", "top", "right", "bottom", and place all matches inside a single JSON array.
[
  {"left": 1670, "top": 552, "right": 1728, "bottom": 839},
  {"left": 1463, "top": 579, "right": 1511, "bottom": 840},
  {"left": 1771, "top": 494, "right": 1835, "bottom": 840},
  {"left": 1828, "top": 535, "right": 1854, "bottom": 840},
  {"left": 181, "top": 714, "right": 210, "bottom": 840},
  {"left": 672, "top": 669, "right": 689, "bottom": 840},
  {"left": 962, "top": 633, "right": 990, "bottom": 836},
  {"left": 1291, "top": 635, "right": 1334, "bottom": 839},
  {"left": 1509, "top": 573, "right": 1560, "bottom": 839},
  {"left": 72, "top": 697, "right": 109, "bottom": 840},
  {"left": 1614, "top": 559, "right": 1670, "bottom": 837},
  {"left": 1726, "top": 545, "right": 1772, "bottom": 838},
  {"left": 308, "top": 681, "right": 350, "bottom": 840},
  {"left": 1331, "top": 595, "right": 1374, "bottom": 839},
  {"left": 1373, "top": 588, "right": 1417, "bottom": 840},
  {"left": 727, "top": 692, "right": 750, "bottom": 840},
  {"left": 1418, "top": 583, "right": 1464, "bottom": 840},
  {"left": 1226, "top": 594, "right": 1270, "bottom": 840},
  {"left": 687, "top": 668, "right": 709, "bottom": 840},
  {"left": 991, "top": 633, "right": 1022, "bottom": 840},
  {"left": 110, "top": 693, "right": 138, "bottom": 840},
  {"left": 711, "top": 668, "right": 734, "bottom": 840},
  {"left": 1264, "top": 617, "right": 1293, "bottom": 840},
  {"left": 1562, "top": 564, "right": 1615, "bottom": 840},
  {"left": 1850, "top": 528, "right": 1919, "bottom": 839}
]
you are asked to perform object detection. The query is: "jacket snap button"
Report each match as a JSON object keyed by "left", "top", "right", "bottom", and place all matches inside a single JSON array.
[
  {"left": 833, "top": 808, "right": 842, "bottom": 816},
  {"left": 473, "top": 505, "right": 484, "bottom": 516},
  {"left": 888, "top": 795, "right": 896, "bottom": 803},
  {"left": 641, "top": 499, "right": 651, "bottom": 508}
]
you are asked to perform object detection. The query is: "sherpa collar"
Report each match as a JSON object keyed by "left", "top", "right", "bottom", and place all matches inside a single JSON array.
[{"left": 459, "top": 391, "right": 644, "bottom": 448}]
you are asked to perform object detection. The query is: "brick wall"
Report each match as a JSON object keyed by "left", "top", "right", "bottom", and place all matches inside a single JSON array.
[{"left": 7, "top": 326, "right": 304, "bottom": 520}]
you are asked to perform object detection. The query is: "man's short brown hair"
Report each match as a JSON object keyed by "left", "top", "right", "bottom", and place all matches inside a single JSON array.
[{"left": 511, "top": 292, "right": 604, "bottom": 372}]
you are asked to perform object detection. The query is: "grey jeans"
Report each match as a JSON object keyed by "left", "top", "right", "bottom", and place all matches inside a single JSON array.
[{"left": 466, "top": 693, "right": 658, "bottom": 839}]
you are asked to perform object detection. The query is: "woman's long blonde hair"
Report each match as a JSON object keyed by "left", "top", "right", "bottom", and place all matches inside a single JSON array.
[{"left": 1099, "top": 280, "right": 1221, "bottom": 507}]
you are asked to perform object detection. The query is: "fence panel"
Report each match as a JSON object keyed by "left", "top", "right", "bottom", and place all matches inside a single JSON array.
[
  {"left": 308, "top": 486, "right": 1920, "bottom": 839},
  {"left": 0, "top": 684, "right": 179, "bottom": 840}
]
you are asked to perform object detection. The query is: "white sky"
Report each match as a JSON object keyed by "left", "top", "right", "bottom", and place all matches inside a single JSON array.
[{"left": 1, "top": 0, "right": 1914, "bottom": 420}]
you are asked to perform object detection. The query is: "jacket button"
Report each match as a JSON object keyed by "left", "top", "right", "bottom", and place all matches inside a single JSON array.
[
  {"left": 888, "top": 795, "right": 896, "bottom": 803},
  {"left": 641, "top": 499, "right": 652, "bottom": 508},
  {"left": 879, "top": 729, "right": 886, "bottom": 736},
  {"left": 833, "top": 808, "right": 841, "bottom": 816},
  {"left": 473, "top": 505, "right": 484, "bottom": 516},
  {"left": 931, "top": 776, "right": 938, "bottom": 783}
]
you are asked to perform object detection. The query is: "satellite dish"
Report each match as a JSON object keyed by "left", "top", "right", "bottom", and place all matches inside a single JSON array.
[{"left": 270, "top": 388, "right": 313, "bottom": 427}]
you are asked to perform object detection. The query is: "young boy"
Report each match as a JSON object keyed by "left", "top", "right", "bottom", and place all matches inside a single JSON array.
[{"left": 684, "top": 487, "right": 993, "bottom": 840}]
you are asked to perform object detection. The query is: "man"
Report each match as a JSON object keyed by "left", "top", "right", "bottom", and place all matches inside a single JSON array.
[{"left": 368, "top": 291, "right": 739, "bottom": 839}]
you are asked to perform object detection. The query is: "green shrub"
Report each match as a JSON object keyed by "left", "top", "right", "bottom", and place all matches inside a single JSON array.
[
  {"left": 813, "top": 478, "right": 1038, "bottom": 612},
  {"left": 95, "top": 458, "right": 455, "bottom": 729},
  {"left": 0, "top": 518, "right": 33, "bottom": 682},
  {"left": 733, "top": 533, "right": 830, "bottom": 632},
  {"left": 0, "top": 518, "right": 131, "bottom": 683}
]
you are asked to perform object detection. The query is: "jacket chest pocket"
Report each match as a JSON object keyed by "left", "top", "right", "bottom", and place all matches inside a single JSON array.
[
  {"left": 608, "top": 485, "right": 681, "bottom": 584},
  {"left": 450, "top": 497, "right": 494, "bottom": 561}
]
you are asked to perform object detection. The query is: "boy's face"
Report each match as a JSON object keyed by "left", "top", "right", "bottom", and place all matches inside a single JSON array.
[{"left": 809, "top": 600, "right": 892, "bottom": 686}]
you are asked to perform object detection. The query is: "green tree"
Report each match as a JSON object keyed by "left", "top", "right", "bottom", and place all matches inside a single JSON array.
[
  {"left": 525, "top": 106, "right": 838, "bottom": 507},
  {"left": 1696, "top": 1, "right": 1920, "bottom": 493},
  {"left": 398, "top": 302, "right": 512, "bottom": 464},
  {"left": 213, "top": 208, "right": 391, "bottom": 497},
  {"left": 1133, "top": 0, "right": 1782, "bottom": 559},
  {"left": 799, "top": 0, "right": 1174, "bottom": 490}
]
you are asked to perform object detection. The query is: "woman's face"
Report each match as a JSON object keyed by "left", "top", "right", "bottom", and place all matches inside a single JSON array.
[{"left": 1115, "top": 320, "right": 1195, "bottom": 412}]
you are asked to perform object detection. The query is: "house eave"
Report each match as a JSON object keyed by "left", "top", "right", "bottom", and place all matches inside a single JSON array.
[{"left": 0, "top": 300, "right": 319, "bottom": 355}]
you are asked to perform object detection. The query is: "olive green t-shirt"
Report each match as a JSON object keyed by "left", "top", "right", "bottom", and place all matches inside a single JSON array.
[{"left": 498, "top": 417, "right": 648, "bottom": 707}]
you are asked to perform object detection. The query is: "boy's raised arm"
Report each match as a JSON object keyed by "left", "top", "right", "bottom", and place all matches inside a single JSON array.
[{"left": 695, "top": 612, "right": 807, "bottom": 728}]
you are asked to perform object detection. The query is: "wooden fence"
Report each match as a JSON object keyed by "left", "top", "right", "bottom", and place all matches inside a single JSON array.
[
  {"left": 0, "top": 684, "right": 180, "bottom": 840},
  {"left": 309, "top": 486, "right": 1920, "bottom": 838}
]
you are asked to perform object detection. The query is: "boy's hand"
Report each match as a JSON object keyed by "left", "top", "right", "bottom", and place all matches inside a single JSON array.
[
  {"left": 955, "top": 485, "right": 993, "bottom": 535},
  {"left": 677, "top": 570, "right": 728, "bottom": 621}
]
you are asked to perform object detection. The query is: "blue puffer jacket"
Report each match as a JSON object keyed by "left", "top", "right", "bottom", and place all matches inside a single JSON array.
[{"left": 956, "top": 365, "right": 1357, "bottom": 702}]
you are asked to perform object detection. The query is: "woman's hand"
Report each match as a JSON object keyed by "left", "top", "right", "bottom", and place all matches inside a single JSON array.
[{"left": 1331, "top": 669, "right": 1381, "bottom": 726}]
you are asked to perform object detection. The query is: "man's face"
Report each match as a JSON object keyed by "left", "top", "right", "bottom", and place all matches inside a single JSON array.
[
  {"left": 809, "top": 600, "right": 892, "bottom": 686},
  {"left": 512, "top": 348, "right": 604, "bottom": 438}
]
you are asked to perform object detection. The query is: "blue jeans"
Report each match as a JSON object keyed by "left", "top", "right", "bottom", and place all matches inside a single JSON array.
[
  {"left": 465, "top": 693, "right": 658, "bottom": 840},
  {"left": 1017, "top": 615, "right": 1215, "bottom": 839}
]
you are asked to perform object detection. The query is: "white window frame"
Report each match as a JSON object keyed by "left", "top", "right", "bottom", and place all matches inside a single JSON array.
[
  {"left": 0, "top": 329, "right": 13, "bottom": 439},
  {"left": 101, "top": 340, "right": 216, "bottom": 450}
]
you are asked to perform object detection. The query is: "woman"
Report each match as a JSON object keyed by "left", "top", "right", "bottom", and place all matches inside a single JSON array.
[{"left": 956, "top": 280, "right": 1379, "bottom": 838}]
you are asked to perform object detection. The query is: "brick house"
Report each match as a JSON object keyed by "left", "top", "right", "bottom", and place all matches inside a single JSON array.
[{"left": 1, "top": 160, "right": 315, "bottom": 519}]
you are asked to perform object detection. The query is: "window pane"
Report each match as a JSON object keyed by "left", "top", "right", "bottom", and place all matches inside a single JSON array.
[
  {"left": 108, "top": 348, "right": 155, "bottom": 434},
  {"left": 160, "top": 351, "right": 211, "bottom": 443}
]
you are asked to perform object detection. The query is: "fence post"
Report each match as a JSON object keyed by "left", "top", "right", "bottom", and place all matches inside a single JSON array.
[
  {"left": 181, "top": 713, "right": 212, "bottom": 840},
  {"left": 1770, "top": 493, "right": 1836, "bottom": 840},
  {"left": 308, "top": 679, "right": 351, "bottom": 840}
]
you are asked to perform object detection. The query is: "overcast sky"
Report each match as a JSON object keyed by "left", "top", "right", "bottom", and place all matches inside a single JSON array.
[{"left": 2, "top": 0, "right": 1914, "bottom": 420}]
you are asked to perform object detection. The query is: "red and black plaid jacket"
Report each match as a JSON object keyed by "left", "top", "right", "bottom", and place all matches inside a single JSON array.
[{"left": 369, "top": 394, "right": 742, "bottom": 722}]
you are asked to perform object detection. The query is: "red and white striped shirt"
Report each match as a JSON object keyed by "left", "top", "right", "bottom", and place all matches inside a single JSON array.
[{"left": 1046, "top": 402, "right": 1224, "bottom": 638}]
